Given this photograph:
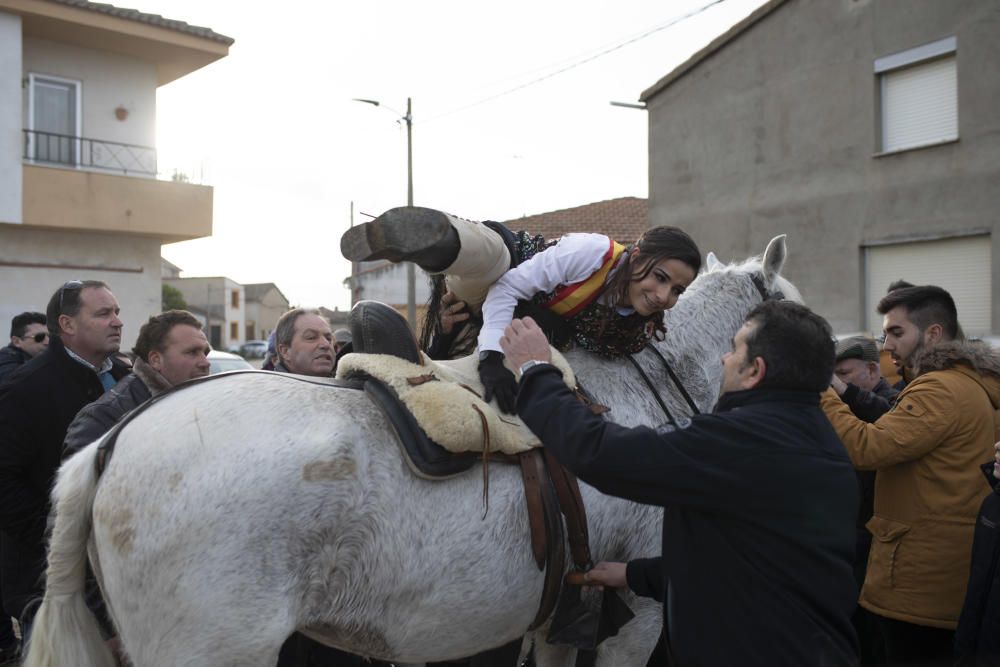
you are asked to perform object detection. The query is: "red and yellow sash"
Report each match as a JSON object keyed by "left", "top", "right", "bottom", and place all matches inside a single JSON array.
[{"left": 545, "top": 239, "right": 626, "bottom": 318}]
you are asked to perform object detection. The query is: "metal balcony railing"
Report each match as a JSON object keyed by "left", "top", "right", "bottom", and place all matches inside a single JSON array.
[{"left": 23, "top": 129, "right": 157, "bottom": 176}]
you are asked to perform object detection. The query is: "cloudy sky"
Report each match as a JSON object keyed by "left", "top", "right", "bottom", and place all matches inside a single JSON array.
[{"left": 130, "top": 0, "right": 767, "bottom": 310}]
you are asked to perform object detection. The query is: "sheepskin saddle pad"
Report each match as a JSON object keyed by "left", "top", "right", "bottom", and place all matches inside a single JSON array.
[{"left": 337, "top": 349, "right": 577, "bottom": 456}]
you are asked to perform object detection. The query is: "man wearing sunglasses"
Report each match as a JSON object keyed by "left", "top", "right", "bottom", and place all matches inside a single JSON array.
[
  {"left": 0, "top": 280, "right": 130, "bottom": 643},
  {"left": 0, "top": 312, "right": 48, "bottom": 383}
]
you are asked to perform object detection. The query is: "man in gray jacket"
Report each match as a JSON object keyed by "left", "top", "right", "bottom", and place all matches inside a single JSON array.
[{"left": 63, "top": 309, "right": 210, "bottom": 458}]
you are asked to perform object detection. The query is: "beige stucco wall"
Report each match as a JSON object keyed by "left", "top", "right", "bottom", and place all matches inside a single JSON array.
[
  {"left": 23, "top": 164, "right": 213, "bottom": 241},
  {"left": 245, "top": 288, "right": 289, "bottom": 341},
  {"left": 23, "top": 35, "right": 157, "bottom": 150},
  {"left": 0, "top": 11, "right": 22, "bottom": 224},
  {"left": 0, "top": 223, "right": 161, "bottom": 349},
  {"left": 164, "top": 277, "right": 245, "bottom": 349}
]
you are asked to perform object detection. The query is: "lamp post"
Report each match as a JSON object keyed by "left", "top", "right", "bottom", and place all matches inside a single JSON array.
[{"left": 353, "top": 97, "right": 416, "bottom": 329}]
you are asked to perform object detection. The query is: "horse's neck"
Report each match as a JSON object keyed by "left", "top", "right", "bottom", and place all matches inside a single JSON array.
[{"left": 664, "top": 279, "right": 754, "bottom": 361}]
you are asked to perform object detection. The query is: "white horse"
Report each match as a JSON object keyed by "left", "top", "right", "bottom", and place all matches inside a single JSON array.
[{"left": 25, "top": 237, "right": 799, "bottom": 667}]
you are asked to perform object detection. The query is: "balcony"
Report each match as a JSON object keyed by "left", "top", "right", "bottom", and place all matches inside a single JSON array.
[
  {"left": 23, "top": 129, "right": 157, "bottom": 177},
  {"left": 20, "top": 130, "right": 213, "bottom": 243}
]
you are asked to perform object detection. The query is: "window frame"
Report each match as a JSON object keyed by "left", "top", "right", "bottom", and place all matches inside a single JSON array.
[
  {"left": 874, "top": 37, "right": 958, "bottom": 155},
  {"left": 26, "top": 73, "right": 83, "bottom": 166}
]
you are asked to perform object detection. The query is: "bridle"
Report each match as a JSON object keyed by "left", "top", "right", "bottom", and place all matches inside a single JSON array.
[
  {"left": 627, "top": 270, "right": 784, "bottom": 427},
  {"left": 751, "top": 271, "right": 785, "bottom": 302}
]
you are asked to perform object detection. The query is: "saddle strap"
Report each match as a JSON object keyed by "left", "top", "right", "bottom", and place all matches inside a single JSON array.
[
  {"left": 542, "top": 448, "right": 592, "bottom": 570},
  {"left": 520, "top": 449, "right": 567, "bottom": 631},
  {"left": 519, "top": 450, "right": 548, "bottom": 570}
]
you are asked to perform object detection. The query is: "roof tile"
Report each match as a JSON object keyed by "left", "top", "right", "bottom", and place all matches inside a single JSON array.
[{"left": 502, "top": 196, "right": 648, "bottom": 244}]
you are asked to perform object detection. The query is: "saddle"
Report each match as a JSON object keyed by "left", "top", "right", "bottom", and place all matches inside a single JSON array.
[{"left": 344, "top": 301, "right": 633, "bottom": 651}]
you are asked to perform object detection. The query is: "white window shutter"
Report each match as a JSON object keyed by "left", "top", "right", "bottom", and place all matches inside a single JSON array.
[
  {"left": 882, "top": 56, "right": 958, "bottom": 152},
  {"left": 865, "top": 235, "right": 991, "bottom": 336}
]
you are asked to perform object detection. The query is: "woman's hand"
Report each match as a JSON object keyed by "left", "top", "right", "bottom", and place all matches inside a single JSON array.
[
  {"left": 478, "top": 350, "right": 518, "bottom": 413},
  {"left": 439, "top": 290, "right": 470, "bottom": 335}
]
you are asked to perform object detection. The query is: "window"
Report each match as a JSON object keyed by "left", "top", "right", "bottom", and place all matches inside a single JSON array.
[
  {"left": 27, "top": 74, "right": 82, "bottom": 165},
  {"left": 230, "top": 322, "right": 239, "bottom": 340},
  {"left": 231, "top": 289, "right": 240, "bottom": 308},
  {"left": 876, "top": 37, "right": 957, "bottom": 153}
]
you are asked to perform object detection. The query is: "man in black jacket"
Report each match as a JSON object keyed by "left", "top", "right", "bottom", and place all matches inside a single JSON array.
[
  {"left": 954, "top": 443, "right": 1000, "bottom": 666},
  {"left": 500, "top": 301, "right": 860, "bottom": 666},
  {"left": 0, "top": 280, "right": 129, "bottom": 636},
  {"left": 828, "top": 335, "right": 900, "bottom": 663},
  {"left": 0, "top": 312, "right": 48, "bottom": 383}
]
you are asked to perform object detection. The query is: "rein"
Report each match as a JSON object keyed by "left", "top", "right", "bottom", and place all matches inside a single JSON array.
[{"left": 626, "top": 345, "right": 701, "bottom": 428}]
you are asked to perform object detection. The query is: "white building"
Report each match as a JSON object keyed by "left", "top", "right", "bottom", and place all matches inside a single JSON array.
[{"left": 0, "top": 0, "right": 232, "bottom": 347}]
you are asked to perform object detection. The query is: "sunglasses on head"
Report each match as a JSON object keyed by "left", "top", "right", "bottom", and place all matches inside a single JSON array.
[
  {"left": 58, "top": 279, "right": 84, "bottom": 312},
  {"left": 22, "top": 332, "right": 48, "bottom": 343}
]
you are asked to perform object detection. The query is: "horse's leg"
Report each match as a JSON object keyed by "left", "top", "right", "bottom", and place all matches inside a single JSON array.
[{"left": 117, "top": 605, "right": 293, "bottom": 667}]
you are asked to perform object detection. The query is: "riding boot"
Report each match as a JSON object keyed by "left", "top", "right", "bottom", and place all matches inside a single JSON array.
[
  {"left": 340, "top": 206, "right": 462, "bottom": 271},
  {"left": 340, "top": 206, "right": 511, "bottom": 306}
]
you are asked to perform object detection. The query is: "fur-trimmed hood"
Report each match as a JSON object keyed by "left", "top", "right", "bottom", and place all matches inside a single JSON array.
[
  {"left": 131, "top": 357, "right": 173, "bottom": 396},
  {"left": 913, "top": 339, "right": 1000, "bottom": 409}
]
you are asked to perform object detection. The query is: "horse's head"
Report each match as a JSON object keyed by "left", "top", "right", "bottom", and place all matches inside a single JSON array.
[
  {"left": 664, "top": 236, "right": 802, "bottom": 356},
  {"left": 703, "top": 235, "right": 801, "bottom": 305}
]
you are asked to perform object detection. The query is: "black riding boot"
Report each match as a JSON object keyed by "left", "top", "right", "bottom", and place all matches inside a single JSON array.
[{"left": 340, "top": 206, "right": 460, "bottom": 271}]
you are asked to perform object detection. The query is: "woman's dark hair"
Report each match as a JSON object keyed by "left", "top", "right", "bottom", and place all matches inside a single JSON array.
[{"left": 605, "top": 226, "right": 702, "bottom": 309}]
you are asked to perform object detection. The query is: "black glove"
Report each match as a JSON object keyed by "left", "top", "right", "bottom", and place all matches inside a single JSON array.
[{"left": 478, "top": 350, "right": 518, "bottom": 414}]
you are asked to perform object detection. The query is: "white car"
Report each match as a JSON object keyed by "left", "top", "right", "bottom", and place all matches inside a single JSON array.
[{"left": 207, "top": 349, "right": 254, "bottom": 375}]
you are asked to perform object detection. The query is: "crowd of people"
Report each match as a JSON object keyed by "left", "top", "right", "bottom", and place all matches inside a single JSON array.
[{"left": 0, "top": 206, "right": 996, "bottom": 666}]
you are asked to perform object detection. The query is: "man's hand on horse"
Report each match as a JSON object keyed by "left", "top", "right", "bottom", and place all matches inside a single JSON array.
[
  {"left": 500, "top": 317, "right": 552, "bottom": 369},
  {"left": 583, "top": 561, "right": 628, "bottom": 590},
  {"left": 440, "top": 290, "right": 471, "bottom": 335}
]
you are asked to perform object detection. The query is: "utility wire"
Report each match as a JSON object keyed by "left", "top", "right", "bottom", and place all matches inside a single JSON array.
[{"left": 421, "top": 0, "right": 726, "bottom": 124}]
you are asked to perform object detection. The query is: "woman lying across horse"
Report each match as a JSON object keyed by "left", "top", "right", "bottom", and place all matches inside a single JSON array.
[{"left": 340, "top": 207, "right": 702, "bottom": 412}]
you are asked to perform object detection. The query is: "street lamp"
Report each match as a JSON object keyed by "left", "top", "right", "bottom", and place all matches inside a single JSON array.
[{"left": 353, "top": 97, "right": 416, "bottom": 329}]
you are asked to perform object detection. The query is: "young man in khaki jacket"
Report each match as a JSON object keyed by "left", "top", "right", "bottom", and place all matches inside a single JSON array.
[{"left": 822, "top": 285, "right": 1000, "bottom": 665}]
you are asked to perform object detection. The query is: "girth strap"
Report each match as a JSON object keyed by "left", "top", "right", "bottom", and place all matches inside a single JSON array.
[
  {"left": 520, "top": 450, "right": 566, "bottom": 631},
  {"left": 543, "top": 448, "right": 592, "bottom": 571}
]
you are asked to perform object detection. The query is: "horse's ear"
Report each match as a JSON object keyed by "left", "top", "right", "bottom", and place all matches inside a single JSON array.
[
  {"left": 762, "top": 235, "right": 787, "bottom": 284},
  {"left": 706, "top": 251, "right": 721, "bottom": 272}
]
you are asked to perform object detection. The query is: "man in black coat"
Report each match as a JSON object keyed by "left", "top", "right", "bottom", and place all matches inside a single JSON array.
[
  {"left": 500, "top": 301, "right": 860, "bottom": 666},
  {"left": 0, "top": 312, "right": 48, "bottom": 383},
  {"left": 954, "top": 446, "right": 1000, "bottom": 667},
  {"left": 0, "top": 280, "right": 129, "bottom": 635}
]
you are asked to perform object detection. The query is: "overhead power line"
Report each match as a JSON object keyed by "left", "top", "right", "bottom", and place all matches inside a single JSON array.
[{"left": 421, "top": 0, "right": 726, "bottom": 124}]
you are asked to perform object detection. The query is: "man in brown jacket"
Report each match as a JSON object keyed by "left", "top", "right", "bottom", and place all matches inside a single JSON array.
[{"left": 822, "top": 285, "right": 1000, "bottom": 665}]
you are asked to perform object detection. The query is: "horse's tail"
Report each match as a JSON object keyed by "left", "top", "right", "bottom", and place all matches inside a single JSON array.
[{"left": 23, "top": 440, "right": 116, "bottom": 667}]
